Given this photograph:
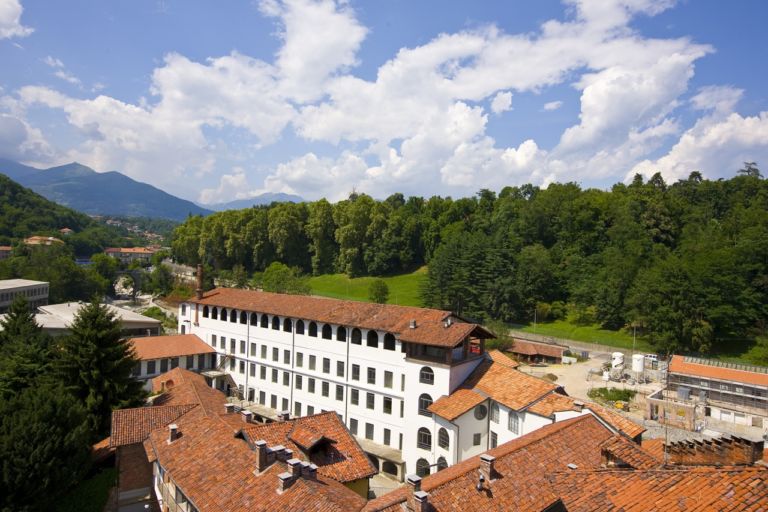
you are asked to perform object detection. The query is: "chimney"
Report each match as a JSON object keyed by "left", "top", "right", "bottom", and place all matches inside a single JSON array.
[
  {"left": 479, "top": 454, "right": 495, "bottom": 482},
  {"left": 272, "top": 445, "right": 288, "bottom": 462},
  {"left": 287, "top": 458, "right": 302, "bottom": 479},
  {"left": 573, "top": 400, "right": 584, "bottom": 412},
  {"left": 413, "top": 491, "right": 430, "bottom": 512},
  {"left": 278, "top": 411, "right": 290, "bottom": 421},
  {"left": 410, "top": 319, "right": 417, "bottom": 329},
  {"left": 300, "top": 461, "right": 312, "bottom": 478},
  {"left": 196, "top": 264, "right": 203, "bottom": 300},
  {"left": 168, "top": 423, "right": 179, "bottom": 443},
  {"left": 406, "top": 474, "right": 421, "bottom": 493},
  {"left": 241, "top": 410, "right": 253, "bottom": 423},
  {"left": 255, "top": 440, "right": 269, "bottom": 473},
  {"left": 224, "top": 403, "right": 235, "bottom": 415},
  {"left": 277, "top": 472, "right": 294, "bottom": 493}
]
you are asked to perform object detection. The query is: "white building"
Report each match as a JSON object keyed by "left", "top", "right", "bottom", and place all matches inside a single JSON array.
[
  {"left": 0, "top": 279, "right": 49, "bottom": 313},
  {"left": 128, "top": 333, "right": 217, "bottom": 389},
  {"left": 178, "top": 287, "right": 643, "bottom": 479}
]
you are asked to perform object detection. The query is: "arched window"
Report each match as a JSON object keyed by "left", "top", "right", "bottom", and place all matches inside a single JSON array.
[
  {"left": 283, "top": 318, "right": 292, "bottom": 332},
  {"left": 490, "top": 402, "right": 500, "bottom": 423},
  {"left": 296, "top": 320, "right": 305, "bottom": 335},
  {"left": 366, "top": 330, "right": 378, "bottom": 348},
  {"left": 437, "top": 457, "right": 448, "bottom": 471},
  {"left": 220, "top": 308, "right": 227, "bottom": 321},
  {"left": 351, "top": 328, "right": 362, "bottom": 345},
  {"left": 321, "top": 324, "right": 332, "bottom": 340},
  {"left": 211, "top": 307, "right": 218, "bottom": 320},
  {"left": 202, "top": 305, "right": 209, "bottom": 318},
  {"left": 336, "top": 326, "right": 347, "bottom": 342},
  {"left": 272, "top": 316, "right": 280, "bottom": 330},
  {"left": 418, "top": 394, "right": 433, "bottom": 416},
  {"left": 417, "top": 428, "right": 432, "bottom": 450},
  {"left": 230, "top": 309, "right": 237, "bottom": 323},
  {"left": 384, "top": 333, "right": 396, "bottom": 351},
  {"left": 240, "top": 311, "right": 247, "bottom": 324},
  {"left": 419, "top": 367, "right": 434, "bottom": 385},
  {"left": 382, "top": 461, "right": 398, "bottom": 476},
  {"left": 438, "top": 428, "right": 449, "bottom": 449},
  {"left": 250, "top": 312, "right": 258, "bottom": 326},
  {"left": 260, "top": 314, "right": 268, "bottom": 328},
  {"left": 308, "top": 322, "right": 317, "bottom": 337},
  {"left": 416, "top": 458, "right": 430, "bottom": 477}
]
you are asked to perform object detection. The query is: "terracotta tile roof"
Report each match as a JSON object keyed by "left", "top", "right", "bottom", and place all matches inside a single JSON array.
[
  {"left": 511, "top": 339, "right": 567, "bottom": 358},
  {"left": 129, "top": 334, "right": 216, "bottom": 361},
  {"left": 584, "top": 401, "right": 646, "bottom": 440},
  {"left": 487, "top": 349, "right": 519, "bottom": 368},
  {"left": 192, "top": 287, "right": 494, "bottom": 348},
  {"left": 553, "top": 466, "right": 768, "bottom": 511},
  {"left": 641, "top": 438, "right": 666, "bottom": 461},
  {"left": 150, "top": 367, "right": 227, "bottom": 416},
  {"left": 669, "top": 355, "right": 768, "bottom": 387},
  {"left": 364, "top": 415, "right": 617, "bottom": 512},
  {"left": 527, "top": 392, "right": 581, "bottom": 417},
  {"left": 429, "top": 389, "right": 487, "bottom": 421},
  {"left": 146, "top": 414, "right": 366, "bottom": 512},
  {"left": 237, "top": 412, "right": 377, "bottom": 483},
  {"left": 110, "top": 404, "right": 197, "bottom": 447},
  {"left": 105, "top": 247, "right": 157, "bottom": 254},
  {"left": 599, "top": 435, "right": 660, "bottom": 470},
  {"left": 91, "top": 437, "right": 115, "bottom": 463},
  {"left": 0, "top": 246, "right": 12, "bottom": 251}
]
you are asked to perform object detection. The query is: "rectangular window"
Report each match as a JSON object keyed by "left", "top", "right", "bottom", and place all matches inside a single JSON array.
[
  {"left": 401, "top": 374, "right": 405, "bottom": 391},
  {"left": 272, "top": 347, "right": 278, "bottom": 362},
  {"left": 351, "top": 388, "right": 359, "bottom": 405},
  {"left": 309, "top": 355, "right": 316, "bottom": 370},
  {"left": 322, "top": 381, "right": 329, "bottom": 397},
  {"left": 211, "top": 334, "right": 217, "bottom": 346},
  {"left": 352, "top": 364, "right": 360, "bottom": 381},
  {"left": 350, "top": 418, "right": 358, "bottom": 435},
  {"left": 365, "top": 423, "right": 374, "bottom": 440},
  {"left": 284, "top": 350, "right": 290, "bottom": 365},
  {"left": 296, "top": 352, "right": 304, "bottom": 367},
  {"left": 473, "top": 433, "right": 481, "bottom": 446},
  {"left": 282, "top": 398, "right": 288, "bottom": 412},
  {"left": 308, "top": 378, "right": 316, "bottom": 394},
  {"left": 270, "top": 395, "right": 277, "bottom": 409},
  {"left": 307, "top": 405, "right": 314, "bottom": 415},
  {"left": 296, "top": 375, "right": 303, "bottom": 390},
  {"left": 384, "top": 371, "right": 393, "bottom": 389},
  {"left": 147, "top": 360, "right": 156, "bottom": 374},
  {"left": 260, "top": 366, "right": 266, "bottom": 380},
  {"left": 367, "top": 367, "right": 376, "bottom": 385},
  {"left": 283, "top": 372, "right": 290, "bottom": 386},
  {"left": 399, "top": 433, "right": 403, "bottom": 450},
  {"left": 337, "top": 361, "right": 345, "bottom": 377},
  {"left": 259, "top": 391, "right": 265, "bottom": 405},
  {"left": 186, "top": 356, "right": 194, "bottom": 369},
  {"left": 323, "top": 358, "right": 330, "bottom": 374},
  {"left": 228, "top": 358, "right": 234, "bottom": 371},
  {"left": 383, "top": 396, "right": 392, "bottom": 414},
  {"left": 220, "top": 336, "right": 225, "bottom": 349},
  {"left": 490, "top": 431, "right": 498, "bottom": 448},
  {"left": 383, "top": 428, "right": 391, "bottom": 446},
  {"left": 249, "top": 363, "right": 256, "bottom": 377},
  {"left": 366, "top": 392, "right": 374, "bottom": 410},
  {"left": 294, "top": 402, "right": 302, "bottom": 417},
  {"left": 230, "top": 339, "right": 235, "bottom": 353},
  {"left": 400, "top": 400, "right": 404, "bottom": 418},
  {"left": 181, "top": 304, "right": 186, "bottom": 315},
  {"left": 336, "top": 385, "right": 343, "bottom": 401},
  {"left": 261, "top": 345, "right": 267, "bottom": 359},
  {"left": 250, "top": 342, "right": 257, "bottom": 357},
  {"left": 240, "top": 340, "right": 246, "bottom": 354},
  {"left": 239, "top": 361, "right": 245, "bottom": 374},
  {"left": 508, "top": 412, "right": 519, "bottom": 434},
  {"left": 271, "top": 368, "right": 278, "bottom": 383},
  {"left": 491, "top": 404, "right": 499, "bottom": 423}
]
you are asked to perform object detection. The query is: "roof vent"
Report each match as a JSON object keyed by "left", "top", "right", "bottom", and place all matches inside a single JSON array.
[
  {"left": 476, "top": 473, "right": 485, "bottom": 491},
  {"left": 443, "top": 317, "right": 453, "bottom": 328},
  {"left": 410, "top": 319, "right": 417, "bottom": 329},
  {"left": 567, "top": 463, "right": 578, "bottom": 470},
  {"left": 168, "top": 424, "right": 179, "bottom": 443}
]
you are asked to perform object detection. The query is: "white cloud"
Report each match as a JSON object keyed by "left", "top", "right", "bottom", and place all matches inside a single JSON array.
[
  {"left": 43, "top": 55, "right": 64, "bottom": 68},
  {"left": 43, "top": 55, "right": 83, "bottom": 86},
  {"left": 0, "top": 0, "right": 33, "bottom": 39},
  {"left": 691, "top": 85, "right": 743, "bottom": 114},
  {"left": 490, "top": 91, "right": 512, "bottom": 114},
  {"left": 199, "top": 168, "right": 251, "bottom": 204},
  {"left": 0, "top": 113, "right": 53, "bottom": 161},
  {"left": 263, "top": 151, "right": 368, "bottom": 202},
  {"left": 543, "top": 100, "right": 563, "bottom": 111}
]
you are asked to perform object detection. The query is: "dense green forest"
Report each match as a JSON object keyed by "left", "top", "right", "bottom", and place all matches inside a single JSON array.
[{"left": 172, "top": 169, "right": 768, "bottom": 356}]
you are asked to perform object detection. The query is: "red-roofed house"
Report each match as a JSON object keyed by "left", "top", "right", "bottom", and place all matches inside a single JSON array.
[
  {"left": 105, "top": 247, "right": 158, "bottom": 264},
  {"left": 128, "top": 334, "right": 217, "bottom": 389}
]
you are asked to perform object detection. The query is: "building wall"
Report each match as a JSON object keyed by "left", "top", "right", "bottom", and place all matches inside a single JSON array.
[
  {"left": 0, "top": 282, "right": 49, "bottom": 313},
  {"left": 133, "top": 353, "right": 215, "bottom": 389}
]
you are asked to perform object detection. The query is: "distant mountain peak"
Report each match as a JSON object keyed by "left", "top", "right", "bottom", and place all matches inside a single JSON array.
[{"left": 205, "top": 192, "right": 304, "bottom": 211}]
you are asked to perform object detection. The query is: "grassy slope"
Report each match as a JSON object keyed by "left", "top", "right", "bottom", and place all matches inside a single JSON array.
[
  {"left": 308, "top": 267, "right": 427, "bottom": 307},
  {"left": 515, "top": 319, "right": 655, "bottom": 353}
]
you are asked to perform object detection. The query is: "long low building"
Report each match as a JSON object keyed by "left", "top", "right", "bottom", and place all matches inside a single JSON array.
[
  {"left": 129, "top": 334, "right": 218, "bottom": 389},
  {"left": 0, "top": 278, "right": 49, "bottom": 313}
]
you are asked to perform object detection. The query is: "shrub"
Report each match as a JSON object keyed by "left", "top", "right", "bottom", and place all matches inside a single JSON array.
[{"left": 587, "top": 387, "right": 636, "bottom": 403}]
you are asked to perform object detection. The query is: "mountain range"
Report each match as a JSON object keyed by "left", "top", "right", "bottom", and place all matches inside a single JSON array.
[
  {"left": 0, "top": 159, "right": 303, "bottom": 221},
  {"left": 204, "top": 193, "right": 303, "bottom": 211}
]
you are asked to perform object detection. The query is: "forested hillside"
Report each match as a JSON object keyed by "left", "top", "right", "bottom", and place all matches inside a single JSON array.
[{"left": 171, "top": 170, "right": 768, "bottom": 355}]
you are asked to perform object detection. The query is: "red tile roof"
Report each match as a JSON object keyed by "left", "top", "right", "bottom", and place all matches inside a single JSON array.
[
  {"left": 669, "top": 355, "right": 768, "bottom": 387},
  {"left": 110, "top": 404, "right": 197, "bottom": 447},
  {"left": 553, "top": 466, "right": 768, "bottom": 511},
  {"left": 129, "top": 334, "right": 216, "bottom": 361},
  {"left": 192, "top": 287, "right": 494, "bottom": 348},
  {"left": 0, "top": 246, "right": 12, "bottom": 251},
  {"left": 428, "top": 389, "right": 487, "bottom": 421},
  {"left": 527, "top": 392, "right": 581, "bottom": 417},
  {"left": 364, "top": 415, "right": 617, "bottom": 512},
  {"left": 511, "top": 339, "right": 567, "bottom": 358},
  {"left": 599, "top": 435, "right": 660, "bottom": 470},
  {"left": 105, "top": 247, "right": 157, "bottom": 254},
  {"left": 487, "top": 349, "right": 519, "bottom": 368},
  {"left": 582, "top": 401, "right": 646, "bottom": 440}
]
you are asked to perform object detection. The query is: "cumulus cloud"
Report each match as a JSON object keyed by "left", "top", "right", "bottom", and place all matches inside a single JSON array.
[
  {"left": 490, "top": 91, "right": 512, "bottom": 114},
  {"left": 0, "top": 113, "right": 53, "bottom": 161},
  {"left": 199, "top": 168, "right": 251, "bottom": 204},
  {"left": 690, "top": 85, "right": 743, "bottom": 114},
  {"left": 0, "top": 0, "right": 33, "bottom": 39},
  {"left": 543, "top": 100, "right": 563, "bottom": 111}
]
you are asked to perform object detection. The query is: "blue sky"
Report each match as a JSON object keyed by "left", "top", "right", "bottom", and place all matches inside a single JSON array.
[{"left": 1, "top": 0, "right": 767, "bottom": 204}]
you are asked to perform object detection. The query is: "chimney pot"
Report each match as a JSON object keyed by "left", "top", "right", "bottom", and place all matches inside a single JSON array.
[
  {"left": 278, "top": 411, "right": 290, "bottom": 421},
  {"left": 287, "top": 458, "right": 302, "bottom": 479},
  {"left": 406, "top": 474, "right": 422, "bottom": 493},
  {"left": 277, "top": 471, "right": 294, "bottom": 493},
  {"left": 241, "top": 410, "right": 253, "bottom": 423},
  {"left": 300, "top": 461, "right": 312, "bottom": 478},
  {"left": 255, "top": 439, "right": 269, "bottom": 472},
  {"left": 307, "top": 463, "right": 318, "bottom": 480},
  {"left": 168, "top": 423, "right": 179, "bottom": 443},
  {"left": 272, "top": 445, "right": 288, "bottom": 462},
  {"left": 224, "top": 403, "right": 235, "bottom": 414},
  {"left": 413, "top": 490, "right": 430, "bottom": 512}
]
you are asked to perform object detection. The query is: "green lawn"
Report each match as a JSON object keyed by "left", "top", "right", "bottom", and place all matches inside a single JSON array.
[
  {"left": 55, "top": 467, "right": 117, "bottom": 512},
  {"left": 308, "top": 268, "right": 427, "bottom": 307},
  {"left": 514, "top": 319, "right": 655, "bottom": 353}
]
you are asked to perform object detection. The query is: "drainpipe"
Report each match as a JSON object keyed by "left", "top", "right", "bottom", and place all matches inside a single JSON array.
[
  {"left": 344, "top": 326, "right": 351, "bottom": 424},
  {"left": 290, "top": 318, "right": 295, "bottom": 415}
]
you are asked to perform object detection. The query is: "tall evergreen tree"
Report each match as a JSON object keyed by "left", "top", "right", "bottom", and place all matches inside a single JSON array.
[
  {"left": 0, "top": 296, "right": 52, "bottom": 399},
  {"left": 55, "top": 299, "right": 145, "bottom": 438}
]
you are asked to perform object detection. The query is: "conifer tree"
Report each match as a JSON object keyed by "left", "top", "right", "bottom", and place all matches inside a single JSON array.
[
  {"left": 0, "top": 296, "right": 52, "bottom": 399},
  {"left": 55, "top": 298, "right": 145, "bottom": 438}
]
